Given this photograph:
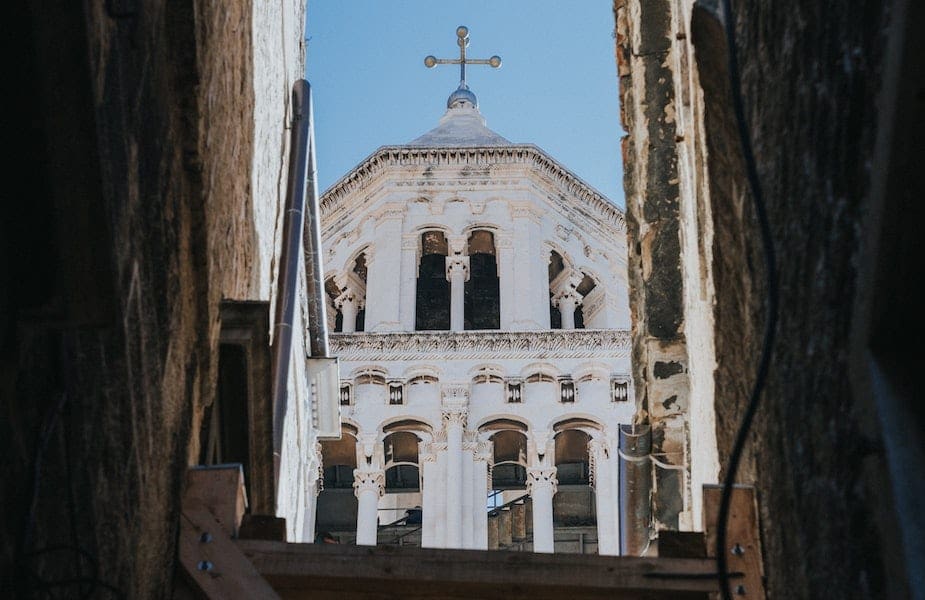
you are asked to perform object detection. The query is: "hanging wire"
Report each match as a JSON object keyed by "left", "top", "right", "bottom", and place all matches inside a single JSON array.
[{"left": 716, "top": 1, "right": 779, "bottom": 598}]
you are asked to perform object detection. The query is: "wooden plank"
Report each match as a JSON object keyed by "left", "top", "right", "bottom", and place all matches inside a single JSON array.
[
  {"left": 237, "top": 540, "right": 720, "bottom": 599},
  {"left": 185, "top": 464, "right": 248, "bottom": 537},
  {"left": 178, "top": 503, "right": 280, "bottom": 599},
  {"left": 703, "top": 484, "right": 766, "bottom": 599},
  {"left": 658, "top": 531, "right": 707, "bottom": 558}
]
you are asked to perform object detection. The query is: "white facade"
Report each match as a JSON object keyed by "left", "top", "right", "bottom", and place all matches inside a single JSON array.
[{"left": 317, "top": 89, "right": 633, "bottom": 554}]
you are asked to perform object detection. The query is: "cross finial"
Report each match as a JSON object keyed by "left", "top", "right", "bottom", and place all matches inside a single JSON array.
[{"left": 424, "top": 26, "right": 501, "bottom": 90}]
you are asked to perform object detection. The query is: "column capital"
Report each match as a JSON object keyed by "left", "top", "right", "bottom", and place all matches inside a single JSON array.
[
  {"left": 353, "top": 469, "right": 385, "bottom": 498},
  {"left": 473, "top": 440, "right": 494, "bottom": 463},
  {"left": 442, "top": 407, "right": 469, "bottom": 429},
  {"left": 526, "top": 467, "right": 558, "bottom": 495},
  {"left": 334, "top": 287, "right": 365, "bottom": 310},
  {"left": 445, "top": 255, "right": 470, "bottom": 282},
  {"left": 551, "top": 284, "right": 583, "bottom": 308}
]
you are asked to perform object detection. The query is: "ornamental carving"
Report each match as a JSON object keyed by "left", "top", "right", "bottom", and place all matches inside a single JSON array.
[
  {"left": 353, "top": 469, "right": 385, "bottom": 498},
  {"left": 329, "top": 330, "right": 631, "bottom": 361},
  {"left": 319, "top": 146, "right": 626, "bottom": 234},
  {"left": 526, "top": 467, "right": 558, "bottom": 495}
]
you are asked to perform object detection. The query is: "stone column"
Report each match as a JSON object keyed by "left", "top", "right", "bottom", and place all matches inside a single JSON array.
[
  {"left": 335, "top": 287, "right": 363, "bottom": 333},
  {"left": 399, "top": 234, "right": 419, "bottom": 331},
  {"left": 551, "top": 270, "right": 584, "bottom": 330},
  {"left": 590, "top": 438, "right": 618, "bottom": 555},
  {"left": 472, "top": 440, "right": 493, "bottom": 549},
  {"left": 419, "top": 443, "right": 439, "bottom": 548},
  {"left": 441, "top": 383, "right": 469, "bottom": 548},
  {"left": 443, "top": 409, "right": 466, "bottom": 547},
  {"left": 353, "top": 468, "right": 384, "bottom": 546},
  {"left": 495, "top": 232, "right": 515, "bottom": 329},
  {"left": 527, "top": 467, "right": 558, "bottom": 553},
  {"left": 462, "top": 434, "right": 476, "bottom": 548},
  {"left": 445, "top": 255, "right": 470, "bottom": 332}
]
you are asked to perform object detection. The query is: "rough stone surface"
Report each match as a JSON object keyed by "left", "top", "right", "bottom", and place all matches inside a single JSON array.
[
  {"left": 619, "top": 0, "right": 901, "bottom": 597},
  {"left": 2, "top": 2, "right": 306, "bottom": 597}
]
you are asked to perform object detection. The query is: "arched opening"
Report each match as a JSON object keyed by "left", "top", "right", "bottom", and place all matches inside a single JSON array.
[
  {"left": 324, "top": 276, "right": 342, "bottom": 332},
  {"left": 548, "top": 250, "right": 565, "bottom": 329},
  {"left": 383, "top": 431, "right": 420, "bottom": 492},
  {"left": 326, "top": 251, "right": 368, "bottom": 333},
  {"left": 465, "top": 230, "right": 500, "bottom": 330},
  {"left": 553, "top": 429, "right": 595, "bottom": 527},
  {"left": 351, "top": 252, "right": 368, "bottom": 331},
  {"left": 380, "top": 424, "right": 429, "bottom": 531},
  {"left": 415, "top": 231, "right": 450, "bottom": 330},
  {"left": 574, "top": 272, "right": 597, "bottom": 329},
  {"left": 490, "top": 430, "right": 528, "bottom": 491},
  {"left": 316, "top": 426, "right": 359, "bottom": 537}
]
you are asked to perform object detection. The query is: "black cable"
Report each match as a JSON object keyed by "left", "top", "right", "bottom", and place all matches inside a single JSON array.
[{"left": 716, "top": 1, "right": 779, "bottom": 599}]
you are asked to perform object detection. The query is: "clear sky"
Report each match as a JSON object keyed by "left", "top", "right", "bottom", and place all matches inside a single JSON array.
[{"left": 305, "top": 0, "right": 626, "bottom": 209}]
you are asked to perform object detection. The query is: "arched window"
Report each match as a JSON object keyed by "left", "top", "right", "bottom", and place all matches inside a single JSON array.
[
  {"left": 465, "top": 230, "right": 500, "bottom": 330},
  {"left": 316, "top": 427, "right": 360, "bottom": 533},
  {"left": 490, "top": 430, "right": 528, "bottom": 490},
  {"left": 327, "top": 251, "right": 368, "bottom": 333},
  {"left": 383, "top": 431, "right": 420, "bottom": 492},
  {"left": 574, "top": 273, "right": 597, "bottom": 330},
  {"left": 548, "top": 251, "right": 565, "bottom": 329},
  {"left": 553, "top": 429, "right": 595, "bottom": 527},
  {"left": 415, "top": 231, "right": 450, "bottom": 330}
]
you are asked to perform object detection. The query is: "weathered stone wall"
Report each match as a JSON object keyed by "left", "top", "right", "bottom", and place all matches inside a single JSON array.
[
  {"left": 2, "top": 0, "right": 305, "bottom": 596},
  {"left": 618, "top": 0, "right": 901, "bottom": 596},
  {"left": 691, "top": 1, "right": 891, "bottom": 597}
]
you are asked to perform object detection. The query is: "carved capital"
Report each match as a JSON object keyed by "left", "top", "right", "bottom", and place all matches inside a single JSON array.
[
  {"left": 353, "top": 469, "right": 385, "bottom": 498},
  {"left": 526, "top": 467, "right": 558, "bottom": 495},
  {"left": 442, "top": 408, "right": 469, "bottom": 429},
  {"left": 334, "top": 287, "right": 365, "bottom": 310},
  {"left": 445, "top": 255, "right": 470, "bottom": 282}
]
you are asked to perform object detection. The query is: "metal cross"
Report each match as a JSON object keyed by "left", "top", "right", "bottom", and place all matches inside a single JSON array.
[{"left": 424, "top": 26, "right": 501, "bottom": 87}]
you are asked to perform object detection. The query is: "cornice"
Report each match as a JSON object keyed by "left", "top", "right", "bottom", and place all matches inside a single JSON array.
[
  {"left": 329, "top": 329, "right": 631, "bottom": 361},
  {"left": 319, "top": 145, "right": 625, "bottom": 232}
]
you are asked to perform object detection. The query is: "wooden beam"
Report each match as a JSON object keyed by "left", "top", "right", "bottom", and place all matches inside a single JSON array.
[
  {"left": 178, "top": 504, "right": 281, "bottom": 599},
  {"left": 185, "top": 464, "right": 248, "bottom": 538},
  {"left": 236, "top": 540, "right": 724, "bottom": 599},
  {"left": 703, "top": 484, "right": 767, "bottom": 599}
]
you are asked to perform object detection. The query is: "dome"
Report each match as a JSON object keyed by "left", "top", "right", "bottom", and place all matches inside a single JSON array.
[{"left": 447, "top": 84, "right": 478, "bottom": 109}]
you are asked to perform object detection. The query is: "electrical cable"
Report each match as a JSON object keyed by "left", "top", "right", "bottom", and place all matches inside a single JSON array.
[{"left": 716, "top": 1, "right": 779, "bottom": 599}]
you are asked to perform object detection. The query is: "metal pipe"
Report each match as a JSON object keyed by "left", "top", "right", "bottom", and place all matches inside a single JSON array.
[
  {"left": 302, "top": 82, "right": 330, "bottom": 359},
  {"left": 618, "top": 422, "right": 652, "bottom": 556},
  {"left": 271, "top": 79, "right": 312, "bottom": 495}
]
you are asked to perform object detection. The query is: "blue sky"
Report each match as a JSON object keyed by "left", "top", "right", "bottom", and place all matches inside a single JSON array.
[{"left": 305, "top": 0, "right": 626, "bottom": 208}]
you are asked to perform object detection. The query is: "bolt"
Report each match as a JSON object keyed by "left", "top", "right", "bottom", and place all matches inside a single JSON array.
[
  {"left": 200, "top": 532, "right": 212, "bottom": 543},
  {"left": 197, "top": 560, "right": 213, "bottom": 572},
  {"left": 731, "top": 543, "right": 745, "bottom": 556},
  {"left": 735, "top": 584, "right": 747, "bottom": 595}
]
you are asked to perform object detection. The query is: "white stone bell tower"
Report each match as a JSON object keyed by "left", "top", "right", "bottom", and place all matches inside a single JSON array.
[{"left": 314, "top": 26, "right": 634, "bottom": 556}]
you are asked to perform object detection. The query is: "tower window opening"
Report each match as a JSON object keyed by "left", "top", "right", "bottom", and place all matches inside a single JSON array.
[
  {"left": 464, "top": 230, "right": 500, "bottom": 330},
  {"left": 415, "top": 231, "right": 450, "bottom": 330}
]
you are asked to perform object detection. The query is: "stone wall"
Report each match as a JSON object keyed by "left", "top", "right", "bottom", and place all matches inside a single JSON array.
[
  {"left": 691, "top": 1, "right": 892, "bottom": 597},
  {"left": 2, "top": 1, "right": 305, "bottom": 596},
  {"left": 617, "top": 0, "right": 914, "bottom": 596}
]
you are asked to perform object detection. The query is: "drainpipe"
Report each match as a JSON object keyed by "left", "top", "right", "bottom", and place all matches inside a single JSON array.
[
  {"left": 271, "top": 79, "right": 322, "bottom": 498},
  {"left": 618, "top": 422, "right": 652, "bottom": 555},
  {"left": 301, "top": 82, "right": 329, "bottom": 359}
]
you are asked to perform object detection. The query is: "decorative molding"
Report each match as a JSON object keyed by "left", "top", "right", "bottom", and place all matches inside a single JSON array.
[
  {"left": 526, "top": 467, "right": 558, "bottom": 495},
  {"left": 353, "top": 469, "right": 385, "bottom": 497},
  {"left": 330, "top": 329, "right": 631, "bottom": 361},
  {"left": 319, "top": 145, "right": 626, "bottom": 233}
]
